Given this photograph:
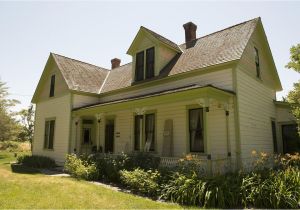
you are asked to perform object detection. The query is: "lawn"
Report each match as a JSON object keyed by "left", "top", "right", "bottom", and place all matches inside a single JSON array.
[{"left": 0, "top": 151, "right": 181, "bottom": 209}]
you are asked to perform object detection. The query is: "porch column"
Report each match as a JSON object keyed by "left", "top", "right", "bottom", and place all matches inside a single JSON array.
[
  {"left": 74, "top": 117, "right": 81, "bottom": 154},
  {"left": 224, "top": 102, "right": 232, "bottom": 171},
  {"left": 95, "top": 113, "right": 104, "bottom": 152},
  {"left": 135, "top": 107, "right": 146, "bottom": 151},
  {"left": 196, "top": 98, "right": 212, "bottom": 175}
]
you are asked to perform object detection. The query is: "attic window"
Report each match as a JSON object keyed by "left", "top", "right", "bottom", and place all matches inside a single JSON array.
[
  {"left": 49, "top": 75, "right": 55, "bottom": 97},
  {"left": 135, "top": 47, "right": 155, "bottom": 81},
  {"left": 254, "top": 47, "right": 261, "bottom": 79}
]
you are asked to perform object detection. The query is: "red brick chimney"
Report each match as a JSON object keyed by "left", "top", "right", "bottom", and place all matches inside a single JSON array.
[
  {"left": 111, "top": 58, "right": 121, "bottom": 69},
  {"left": 183, "top": 22, "right": 197, "bottom": 43}
]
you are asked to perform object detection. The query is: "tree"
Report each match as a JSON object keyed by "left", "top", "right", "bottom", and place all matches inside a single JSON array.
[
  {"left": 286, "top": 44, "right": 300, "bottom": 133},
  {"left": 0, "top": 79, "right": 21, "bottom": 141},
  {"left": 18, "top": 104, "right": 35, "bottom": 146}
]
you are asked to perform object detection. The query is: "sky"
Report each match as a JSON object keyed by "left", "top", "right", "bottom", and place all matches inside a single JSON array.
[{"left": 0, "top": 1, "right": 299, "bottom": 111}]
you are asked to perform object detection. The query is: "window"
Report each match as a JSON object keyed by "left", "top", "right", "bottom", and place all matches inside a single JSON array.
[
  {"left": 134, "top": 115, "right": 142, "bottom": 150},
  {"left": 254, "top": 47, "right": 260, "bottom": 79},
  {"left": 146, "top": 47, "right": 155, "bottom": 79},
  {"left": 189, "top": 108, "right": 204, "bottom": 152},
  {"left": 135, "top": 51, "right": 144, "bottom": 81},
  {"left": 134, "top": 113, "right": 156, "bottom": 151},
  {"left": 135, "top": 47, "right": 155, "bottom": 81},
  {"left": 44, "top": 120, "right": 55, "bottom": 149},
  {"left": 49, "top": 75, "right": 55, "bottom": 97},
  {"left": 145, "top": 114, "right": 155, "bottom": 151},
  {"left": 271, "top": 120, "right": 278, "bottom": 153}
]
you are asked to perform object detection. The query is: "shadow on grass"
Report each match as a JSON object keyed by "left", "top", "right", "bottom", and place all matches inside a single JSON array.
[{"left": 11, "top": 163, "right": 40, "bottom": 174}]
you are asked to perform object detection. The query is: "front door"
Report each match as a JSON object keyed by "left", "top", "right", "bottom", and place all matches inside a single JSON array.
[
  {"left": 105, "top": 119, "right": 114, "bottom": 153},
  {"left": 282, "top": 124, "right": 300, "bottom": 154}
]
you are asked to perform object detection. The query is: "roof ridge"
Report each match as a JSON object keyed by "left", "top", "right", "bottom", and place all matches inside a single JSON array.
[
  {"left": 179, "top": 17, "right": 260, "bottom": 46},
  {"left": 113, "top": 62, "right": 132, "bottom": 69},
  {"left": 141, "top": 26, "right": 181, "bottom": 52},
  {"left": 51, "top": 52, "right": 110, "bottom": 71}
]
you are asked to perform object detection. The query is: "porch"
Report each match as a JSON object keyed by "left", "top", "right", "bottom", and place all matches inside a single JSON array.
[{"left": 70, "top": 85, "right": 237, "bottom": 173}]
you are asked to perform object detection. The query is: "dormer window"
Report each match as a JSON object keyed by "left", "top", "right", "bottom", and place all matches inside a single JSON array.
[
  {"left": 135, "top": 47, "right": 155, "bottom": 81},
  {"left": 254, "top": 47, "right": 260, "bottom": 79},
  {"left": 49, "top": 75, "right": 55, "bottom": 97}
]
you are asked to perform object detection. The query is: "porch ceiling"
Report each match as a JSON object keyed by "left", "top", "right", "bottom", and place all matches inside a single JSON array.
[{"left": 73, "top": 84, "right": 235, "bottom": 115}]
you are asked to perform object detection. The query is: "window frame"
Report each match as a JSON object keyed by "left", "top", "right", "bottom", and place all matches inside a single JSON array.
[
  {"left": 254, "top": 47, "right": 261, "bottom": 79},
  {"left": 133, "top": 111, "right": 156, "bottom": 152},
  {"left": 44, "top": 119, "right": 55, "bottom": 150},
  {"left": 145, "top": 47, "right": 155, "bottom": 79},
  {"left": 49, "top": 75, "right": 55, "bottom": 97},
  {"left": 135, "top": 47, "right": 155, "bottom": 81},
  {"left": 188, "top": 108, "right": 204, "bottom": 153},
  {"left": 135, "top": 51, "right": 144, "bottom": 81},
  {"left": 271, "top": 120, "right": 278, "bottom": 153}
]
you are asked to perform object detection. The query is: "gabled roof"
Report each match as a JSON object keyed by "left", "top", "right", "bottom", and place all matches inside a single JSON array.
[
  {"left": 52, "top": 53, "right": 109, "bottom": 94},
  {"left": 141, "top": 26, "right": 182, "bottom": 52},
  {"left": 127, "top": 26, "right": 182, "bottom": 54},
  {"left": 33, "top": 17, "right": 280, "bottom": 103}
]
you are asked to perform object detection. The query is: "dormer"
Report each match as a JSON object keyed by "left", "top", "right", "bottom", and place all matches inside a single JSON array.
[{"left": 127, "top": 26, "right": 182, "bottom": 83}]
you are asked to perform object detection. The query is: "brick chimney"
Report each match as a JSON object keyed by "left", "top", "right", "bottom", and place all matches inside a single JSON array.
[
  {"left": 111, "top": 58, "right": 121, "bottom": 69},
  {"left": 183, "top": 22, "right": 197, "bottom": 43}
]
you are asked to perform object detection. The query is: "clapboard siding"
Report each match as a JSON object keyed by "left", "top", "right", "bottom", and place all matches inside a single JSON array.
[
  {"left": 32, "top": 94, "right": 71, "bottom": 163},
  {"left": 38, "top": 62, "right": 69, "bottom": 102},
  {"left": 100, "top": 69, "right": 233, "bottom": 103},
  {"left": 237, "top": 69, "right": 276, "bottom": 165}
]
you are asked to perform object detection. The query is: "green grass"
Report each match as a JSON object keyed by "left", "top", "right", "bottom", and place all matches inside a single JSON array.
[{"left": 0, "top": 151, "right": 181, "bottom": 209}]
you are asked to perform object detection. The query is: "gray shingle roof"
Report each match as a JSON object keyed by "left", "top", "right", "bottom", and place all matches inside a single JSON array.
[
  {"left": 52, "top": 53, "right": 109, "bottom": 94},
  {"left": 141, "top": 26, "right": 182, "bottom": 52},
  {"left": 52, "top": 18, "right": 259, "bottom": 95}
]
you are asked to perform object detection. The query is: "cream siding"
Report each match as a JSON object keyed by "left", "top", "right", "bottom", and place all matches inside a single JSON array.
[
  {"left": 37, "top": 62, "right": 69, "bottom": 102},
  {"left": 100, "top": 69, "right": 233, "bottom": 103},
  {"left": 32, "top": 94, "right": 71, "bottom": 163},
  {"left": 236, "top": 69, "right": 276, "bottom": 166}
]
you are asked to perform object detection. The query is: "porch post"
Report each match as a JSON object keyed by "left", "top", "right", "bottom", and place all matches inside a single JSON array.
[
  {"left": 224, "top": 102, "right": 232, "bottom": 172},
  {"left": 196, "top": 98, "right": 212, "bottom": 175},
  {"left": 95, "top": 113, "right": 104, "bottom": 152},
  {"left": 134, "top": 108, "right": 146, "bottom": 151},
  {"left": 74, "top": 117, "right": 81, "bottom": 154}
]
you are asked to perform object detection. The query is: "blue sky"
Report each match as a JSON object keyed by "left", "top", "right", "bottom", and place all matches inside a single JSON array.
[{"left": 0, "top": 1, "right": 299, "bottom": 111}]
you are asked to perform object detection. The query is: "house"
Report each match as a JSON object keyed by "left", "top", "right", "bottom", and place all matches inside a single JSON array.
[{"left": 31, "top": 17, "right": 299, "bottom": 171}]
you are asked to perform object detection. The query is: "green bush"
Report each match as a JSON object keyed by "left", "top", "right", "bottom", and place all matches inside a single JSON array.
[
  {"left": 160, "top": 172, "right": 241, "bottom": 208},
  {"left": 120, "top": 168, "right": 161, "bottom": 198},
  {"left": 64, "top": 154, "right": 98, "bottom": 180},
  {"left": 17, "top": 155, "right": 56, "bottom": 168},
  {"left": 0, "top": 140, "right": 19, "bottom": 151},
  {"left": 241, "top": 167, "right": 300, "bottom": 208},
  {"left": 129, "top": 152, "right": 160, "bottom": 170}
]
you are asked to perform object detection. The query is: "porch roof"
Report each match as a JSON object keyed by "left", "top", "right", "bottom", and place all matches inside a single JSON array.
[{"left": 73, "top": 84, "right": 235, "bottom": 115}]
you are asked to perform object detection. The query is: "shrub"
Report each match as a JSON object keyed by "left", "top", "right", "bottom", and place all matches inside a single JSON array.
[
  {"left": 17, "top": 154, "right": 56, "bottom": 168},
  {"left": 129, "top": 152, "right": 160, "bottom": 170},
  {"left": 88, "top": 153, "right": 131, "bottom": 182},
  {"left": 241, "top": 167, "right": 300, "bottom": 208},
  {"left": 0, "top": 140, "right": 19, "bottom": 151},
  {"left": 120, "top": 168, "right": 161, "bottom": 198},
  {"left": 161, "top": 172, "right": 242, "bottom": 208},
  {"left": 64, "top": 154, "right": 98, "bottom": 180}
]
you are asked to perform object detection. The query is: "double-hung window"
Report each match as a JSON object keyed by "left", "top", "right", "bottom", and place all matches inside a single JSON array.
[
  {"left": 135, "top": 47, "right": 155, "bottom": 81},
  {"left": 134, "top": 113, "right": 155, "bottom": 151},
  {"left": 49, "top": 75, "right": 55, "bottom": 97},
  {"left": 254, "top": 47, "right": 261, "bottom": 79},
  {"left": 189, "top": 108, "right": 204, "bottom": 152},
  {"left": 44, "top": 119, "right": 55, "bottom": 150}
]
